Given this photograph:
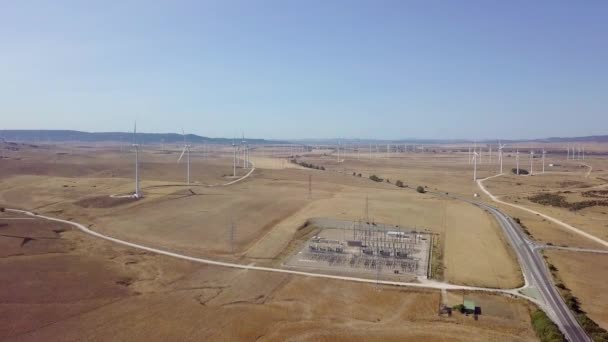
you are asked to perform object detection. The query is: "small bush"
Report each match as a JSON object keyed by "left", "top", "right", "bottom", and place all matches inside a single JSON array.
[
  {"left": 395, "top": 180, "right": 404, "bottom": 188},
  {"left": 369, "top": 175, "right": 383, "bottom": 182},
  {"left": 452, "top": 304, "right": 465, "bottom": 314},
  {"left": 512, "top": 168, "right": 529, "bottom": 175},
  {"left": 357, "top": 173, "right": 362, "bottom": 177},
  {"left": 416, "top": 186, "right": 425, "bottom": 194}
]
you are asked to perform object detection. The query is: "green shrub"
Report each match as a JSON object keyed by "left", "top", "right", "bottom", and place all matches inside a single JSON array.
[
  {"left": 452, "top": 304, "right": 465, "bottom": 313},
  {"left": 416, "top": 186, "right": 425, "bottom": 194},
  {"left": 530, "top": 309, "right": 565, "bottom": 342}
]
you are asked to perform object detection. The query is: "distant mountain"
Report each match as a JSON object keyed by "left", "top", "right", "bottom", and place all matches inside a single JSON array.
[
  {"left": 536, "top": 135, "right": 608, "bottom": 143},
  {"left": 0, "top": 130, "right": 285, "bottom": 145},
  {"left": 291, "top": 135, "right": 608, "bottom": 145},
  {"left": 1, "top": 130, "right": 606, "bottom": 145}
]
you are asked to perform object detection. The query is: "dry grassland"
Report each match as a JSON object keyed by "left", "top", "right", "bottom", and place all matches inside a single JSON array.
[
  {"left": 0, "top": 211, "right": 536, "bottom": 341},
  {"left": 544, "top": 250, "right": 608, "bottom": 330},
  {"left": 0, "top": 146, "right": 523, "bottom": 289}
]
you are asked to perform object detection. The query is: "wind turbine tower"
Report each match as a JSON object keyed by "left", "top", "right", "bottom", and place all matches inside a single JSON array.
[
  {"left": 489, "top": 145, "right": 492, "bottom": 164},
  {"left": 530, "top": 150, "right": 534, "bottom": 175},
  {"left": 542, "top": 149, "right": 546, "bottom": 174},
  {"left": 132, "top": 122, "right": 141, "bottom": 198},
  {"left": 177, "top": 129, "right": 191, "bottom": 185},
  {"left": 472, "top": 150, "right": 479, "bottom": 181},
  {"left": 498, "top": 143, "right": 505, "bottom": 174}
]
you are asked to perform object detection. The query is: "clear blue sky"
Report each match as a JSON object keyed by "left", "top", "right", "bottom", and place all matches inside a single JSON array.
[{"left": 1, "top": 1, "right": 607, "bottom": 140}]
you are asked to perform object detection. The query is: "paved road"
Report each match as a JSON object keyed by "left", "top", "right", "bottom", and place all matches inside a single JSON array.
[
  {"left": 429, "top": 183, "right": 589, "bottom": 341},
  {"left": 472, "top": 176, "right": 592, "bottom": 342},
  {"left": 478, "top": 203, "right": 590, "bottom": 342}
]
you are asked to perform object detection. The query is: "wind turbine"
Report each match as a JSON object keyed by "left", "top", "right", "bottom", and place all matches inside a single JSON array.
[
  {"left": 498, "top": 142, "right": 506, "bottom": 174},
  {"left": 472, "top": 150, "right": 479, "bottom": 181},
  {"left": 530, "top": 150, "right": 534, "bottom": 175},
  {"left": 177, "top": 129, "right": 191, "bottom": 185},
  {"left": 337, "top": 140, "right": 341, "bottom": 162},
  {"left": 542, "top": 149, "right": 546, "bottom": 173},
  {"left": 489, "top": 145, "right": 492, "bottom": 164},
  {"left": 132, "top": 122, "right": 141, "bottom": 198}
]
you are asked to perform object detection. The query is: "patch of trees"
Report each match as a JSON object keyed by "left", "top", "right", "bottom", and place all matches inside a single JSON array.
[
  {"left": 511, "top": 168, "right": 529, "bottom": 175},
  {"left": 530, "top": 309, "right": 565, "bottom": 342},
  {"left": 369, "top": 174, "right": 383, "bottom": 182},
  {"left": 529, "top": 193, "right": 608, "bottom": 211},
  {"left": 416, "top": 186, "right": 426, "bottom": 193},
  {"left": 290, "top": 159, "right": 325, "bottom": 170}
]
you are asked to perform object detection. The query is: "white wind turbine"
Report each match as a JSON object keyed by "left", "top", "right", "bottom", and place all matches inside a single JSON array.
[
  {"left": 498, "top": 142, "right": 506, "bottom": 174},
  {"left": 472, "top": 150, "right": 479, "bottom": 181},
  {"left": 177, "top": 129, "right": 191, "bottom": 185},
  {"left": 132, "top": 122, "right": 141, "bottom": 198},
  {"left": 542, "top": 149, "right": 546, "bottom": 174},
  {"left": 530, "top": 150, "right": 534, "bottom": 175},
  {"left": 241, "top": 133, "right": 246, "bottom": 169},
  {"left": 489, "top": 145, "right": 492, "bottom": 164}
]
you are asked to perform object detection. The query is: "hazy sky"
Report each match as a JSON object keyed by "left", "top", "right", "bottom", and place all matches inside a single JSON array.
[{"left": 1, "top": 1, "right": 607, "bottom": 139}]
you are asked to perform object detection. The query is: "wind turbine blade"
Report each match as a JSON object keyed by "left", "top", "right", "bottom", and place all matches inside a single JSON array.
[{"left": 177, "top": 146, "right": 186, "bottom": 162}]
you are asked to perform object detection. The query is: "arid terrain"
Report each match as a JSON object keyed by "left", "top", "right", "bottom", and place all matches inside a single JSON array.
[{"left": 1, "top": 141, "right": 607, "bottom": 341}]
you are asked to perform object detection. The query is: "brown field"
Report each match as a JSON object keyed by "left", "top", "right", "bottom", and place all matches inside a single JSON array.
[
  {"left": 2, "top": 141, "right": 608, "bottom": 340},
  {"left": 0, "top": 144, "right": 523, "bottom": 289},
  {"left": 0, "top": 211, "right": 537, "bottom": 341},
  {"left": 482, "top": 156, "right": 608, "bottom": 249},
  {"left": 544, "top": 250, "right": 608, "bottom": 330}
]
